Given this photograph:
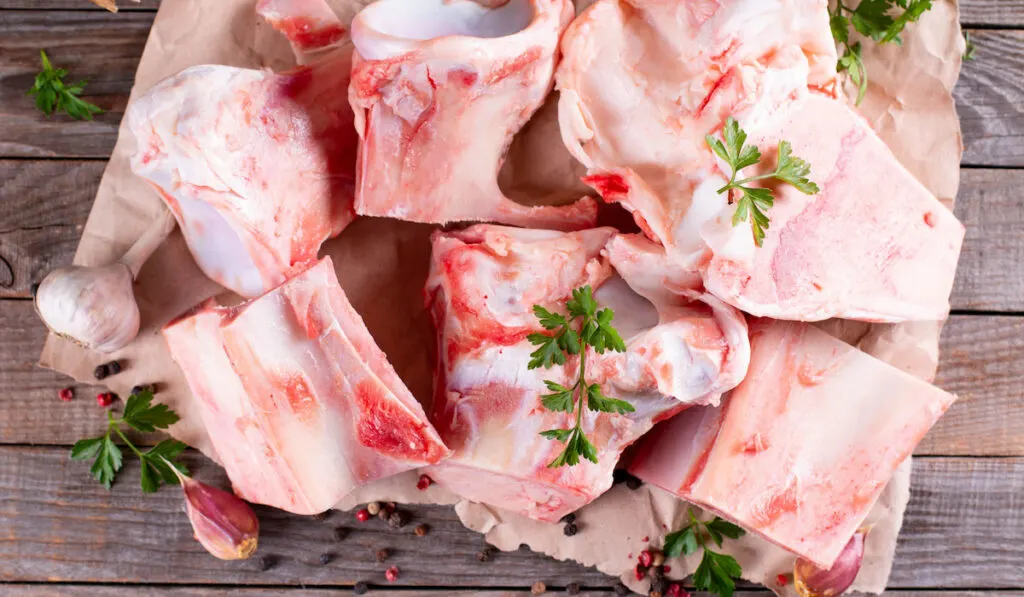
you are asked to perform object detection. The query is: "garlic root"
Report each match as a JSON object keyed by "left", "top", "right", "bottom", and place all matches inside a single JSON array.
[{"left": 35, "top": 209, "right": 176, "bottom": 353}]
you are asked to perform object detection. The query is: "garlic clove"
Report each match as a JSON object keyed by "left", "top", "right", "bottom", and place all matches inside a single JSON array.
[
  {"left": 173, "top": 469, "right": 260, "bottom": 560},
  {"left": 793, "top": 529, "right": 866, "bottom": 597},
  {"left": 35, "top": 263, "right": 140, "bottom": 353}
]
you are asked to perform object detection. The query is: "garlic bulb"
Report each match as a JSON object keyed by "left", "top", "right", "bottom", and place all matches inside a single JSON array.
[
  {"left": 793, "top": 530, "right": 867, "bottom": 597},
  {"left": 34, "top": 209, "right": 175, "bottom": 353}
]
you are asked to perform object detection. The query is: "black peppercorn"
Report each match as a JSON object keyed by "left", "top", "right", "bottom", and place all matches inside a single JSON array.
[
  {"left": 255, "top": 554, "right": 277, "bottom": 571},
  {"left": 318, "top": 553, "right": 332, "bottom": 565},
  {"left": 388, "top": 510, "right": 408, "bottom": 529},
  {"left": 476, "top": 548, "right": 493, "bottom": 562},
  {"left": 566, "top": 582, "right": 582, "bottom": 595},
  {"left": 93, "top": 363, "right": 110, "bottom": 380},
  {"left": 377, "top": 508, "right": 390, "bottom": 521},
  {"left": 376, "top": 549, "right": 389, "bottom": 562},
  {"left": 614, "top": 581, "right": 632, "bottom": 596},
  {"left": 353, "top": 581, "right": 370, "bottom": 595},
  {"left": 106, "top": 360, "right": 122, "bottom": 375},
  {"left": 563, "top": 522, "right": 578, "bottom": 536},
  {"left": 333, "top": 526, "right": 348, "bottom": 541},
  {"left": 650, "top": 574, "right": 667, "bottom": 594},
  {"left": 559, "top": 512, "right": 576, "bottom": 524},
  {"left": 414, "top": 524, "right": 429, "bottom": 537}
]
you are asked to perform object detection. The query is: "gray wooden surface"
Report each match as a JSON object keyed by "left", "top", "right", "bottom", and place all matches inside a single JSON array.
[{"left": 0, "top": 1, "right": 1021, "bottom": 595}]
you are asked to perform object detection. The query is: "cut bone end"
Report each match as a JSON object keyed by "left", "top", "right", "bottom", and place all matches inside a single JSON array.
[{"left": 352, "top": 0, "right": 535, "bottom": 60}]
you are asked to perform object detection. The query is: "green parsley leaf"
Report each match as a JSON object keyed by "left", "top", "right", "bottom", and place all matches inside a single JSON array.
[
  {"left": 693, "top": 549, "right": 743, "bottom": 597},
  {"left": 533, "top": 305, "right": 568, "bottom": 331},
  {"left": 705, "top": 517, "right": 747, "bottom": 544},
  {"left": 709, "top": 117, "right": 818, "bottom": 247},
  {"left": 586, "top": 383, "right": 636, "bottom": 415},
  {"left": 528, "top": 333, "right": 567, "bottom": 369},
  {"left": 27, "top": 50, "right": 103, "bottom": 121},
  {"left": 566, "top": 286, "right": 598, "bottom": 319},
  {"left": 70, "top": 436, "right": 104, "bottom": 461},
  {"left": 664, "top": 510, "right": 745, "bottom": 597},
  {"left": 139, "top": 440, "right": 189, "bottom": 493},
  {"left": 121, "top": 389, "right": 181, "bottom": 433},
  {"left": 663, "top": 525, "right": 700, "bottom": 558},
  {"left": 541, "top": 381, "right": 576, "bottom": 413},
  {"left": 89, "top": 435, "right": 123, "bottom": 489},
  {"left": 837, "top": 43, "right": 869, "bottom": 105},
  {"left": 540, "top": 428, "right": 574, "bottom": 442},
  {"left": 963, "top": 31, "right": 976, "bottom": 61}
]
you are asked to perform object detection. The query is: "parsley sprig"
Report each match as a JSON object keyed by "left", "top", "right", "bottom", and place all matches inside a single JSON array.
[
  {"left": 27, "top": 50, "right": 103, "bottom": 120},
  {"left": 70, "top": 389, "right": 188, "bottom": 493},
  {"left": 830, "top": 0, "right": 935, "bottom": 104},
  {"left": 528, "top": 286, "right": 633, "bottom": 468},
  {"left": 706, "top": 117, "right": 819, "bottom": 247},
  {"left": 664, "top": 510, "right": 747, "bottom": 597}
]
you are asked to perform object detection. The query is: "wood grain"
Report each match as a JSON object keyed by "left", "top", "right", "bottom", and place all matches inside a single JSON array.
[
  {"left": 0, "top": 10, "right": 152, "bottom": 158},
  {"left": 0, "top": 447, "right": 1019, "bottom": 589},
  {"left": 957, "top": 30, "right": 1024, "bottom": 167},
  {"left": 960, "top": 0, "right": 1024, "bottom": 27},
  {"left": 3, "top": 590, "right": 1021, "bottom": 597},
  {"left": 0, "top": 0, "right": 160, "bottom": 8},
  {"left": 2, "top": 160, "right": 1022, "bottom": 311}
]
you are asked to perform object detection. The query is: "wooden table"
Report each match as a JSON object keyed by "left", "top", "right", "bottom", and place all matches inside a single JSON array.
[{"left": 1, "top": 1, "right": 1022, "bottom": 595}]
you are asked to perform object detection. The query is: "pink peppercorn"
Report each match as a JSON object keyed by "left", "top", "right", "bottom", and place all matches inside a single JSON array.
[
  {"left": 96, "top": 392, "right": 114, "bottom": 407},
  {"left": 638, "top": 550, "right": 653, "bottom": 567},
  {"left": 666, "top": 583, "right": 689, "bottom": 597},
  {"left": 634, "top": 564, "right": 646, "bottom": 581},
  {"left": 417, "top": 474, "right": 433, "bottom": 490},
  {"left": 385, "top": 565, "right": 399, "bottom": 582},
  {"left": 663, "top": 565, "right": 671, "bottom": 574},
  {"left": 777, "top": 573, "right": 789, "bottom": 586},
  {"left": 355, "top": 508, "right": 371, "bottom": 522},
  {"left": 58, "top": 388, "right": 74, "bottom": 402}
]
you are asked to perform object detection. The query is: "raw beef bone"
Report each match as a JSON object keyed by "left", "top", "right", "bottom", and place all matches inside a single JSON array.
[
  {"left": 349, "top": 0, "right": 598, "bottom": 230},
  {"left": 257, "top": 0, "right": 349, "bottom": 64},
  {"left": 423, "top": 225, "right": 749, "bottom": 522},
  {"left": 559, "top": 0, "right": 964, "bottom": 322},
  {"left": 629, "top": 319, "right": 956, "bottom": 569},
  {"left": 164, "top": 257, "right": 450, "bottom": 515},
  {"left": 127, "top": 3, "right": 357, "bottom": 298}
]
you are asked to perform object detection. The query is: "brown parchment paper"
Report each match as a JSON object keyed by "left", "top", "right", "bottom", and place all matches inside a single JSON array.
[{"left": 39, "top": 0, "right": 965, "bottom": 593}]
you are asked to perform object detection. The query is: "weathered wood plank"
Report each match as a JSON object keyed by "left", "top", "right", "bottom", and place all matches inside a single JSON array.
[
  {"left": 2, "top": 160, "right": 1022, "bottom": 311},
  {"left": 957, "top": 30, "right": 1024, "bottom": 167},
  {"left": 960, "top": 0, "right": 1024, "bottom": 27},
  {"left": 0, "top": 160, "right": 98, "bottom": 298},
  {"left": 1, "top": 302, "right": 1022, "bottom": 455},
  {"left": 3, "top": 589, "right": 1022, "bottom": 597},
  {"left": 950, "top": 169, "right": 1024, "bottom": 312},
  {"left": 0, "top": 11, "right": 152, "bottom": 158},
  {"left": 0, "top": 448, "right": 1018, "bottom": 588},
  {"left": 0, "top": 0, "right": 160, "bottom": 8},
  {"left": 0, "top": 6, "right": 1020, "bottom": 166}
]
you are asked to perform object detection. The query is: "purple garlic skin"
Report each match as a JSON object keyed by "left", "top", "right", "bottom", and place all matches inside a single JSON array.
[
  {"left": 179, "top": 473, "right": 260, "bottom": 560},
  {"left": 793, "top": 530, "right": 866, "bottom": 597}
]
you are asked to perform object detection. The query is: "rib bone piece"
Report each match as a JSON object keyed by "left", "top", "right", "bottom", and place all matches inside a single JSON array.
[
  {"left": 164, "top": 257, "right": 450, "bottom": 515},
  {"left": 349, "top": 0, "right": 597, "bottom": 230},
  {"left": 423, "top": 225, "right": 748, "bottom": 522},
  {"left": 629, "top": 319, "right": 956, "bottom": 569}
]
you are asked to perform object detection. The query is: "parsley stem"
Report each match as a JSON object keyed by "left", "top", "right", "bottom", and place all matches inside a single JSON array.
[{"left": 109, "top": 412, "right": 144, "bottom": 459}]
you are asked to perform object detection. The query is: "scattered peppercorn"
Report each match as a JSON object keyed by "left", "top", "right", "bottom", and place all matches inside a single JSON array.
[
  {"left": 375, "top": 548, "right": 389, "bottom": 562},
  {"left": 777, "top": 573, "right": 789, "bottom": 586},
  {"left": 106, "top": 360, "right": 122, "bottom": 375},
  {"left": 662, "top": 565, "right": 671, "bottom": 574},
  {"left": 388, "top": 510, "right": 409, "bottom": 529},
  {"left": 414, "top": 524, "right": 429, "bottom": 537},
  {"left": 356, "top": 508, "right": 371, "bottom": 522},
  {"left": 530, "top": 581, "right": 546, "bottom": 595},
  {"left": 614, "top": 581, "right": 632, "bottom": 596},
  {"left": 650, "top": 574, "right": 667, "bottom": 594},
  {"left": 386, "top": 501, "right": 396, "bottom": 511},
  {"left": 130, "top": 384, "right": 154, "bottom": 396},
  {"left": 318, "top": 552, "right": 332, "bottom": 565},
  {"left": 649, "top": 592, "right": 662, "bottom": 597},
  {"left": 58, "top": 387, "right": 74, "bottom": 402},
  {"left": 563, "top": 522, "right": 578, "bottom": 537},
  {"left": 651, "top": 551, "right": 665, "bottom": 567},
  {"left": 559, "top": 512, "right": 577, "bottom": 524},
  {"left": 665, "top": 583, "right": 688, "bottom": 597},
  {"left": 476, "top": 548, "right": 493, "bottom": 562},
  {"left": 377, "top": 509, "right": 390, "bottom": 521},
  {"left": 333, "top": 526, "right": 348, "bottom": 541},
  {"left": 96, "top": 392, "right": 115, "bottom": 408},
  {"left": 255, "top": 554, "right": 277, "bottom": 571},
  {"left": 353, "top": 581, "right": 370, "bottom": 595},
  {"left": 385, "top": 565, "right": 399, "bottom": 582},
  {"left": 416, "top": 474, "right": 433, "bottom": 490},
  {"left": 639, "top": 550, "right": 654, "bottom": 567},
  {"left": 634, "top": 564, "right": 647, "bottom": 581},
  {"left": 93, "top": 363, "right": 110, "bottom": 380},
  {"left": 367, "top": 501, "right": 381, "bottom": 516},
  {"left": 566, "top": 582, "right": 582, "bottom": 595}
]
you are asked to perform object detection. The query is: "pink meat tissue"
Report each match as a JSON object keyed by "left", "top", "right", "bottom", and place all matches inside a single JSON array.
[{"left": 39, "top": 0, "right": 968, "bottom": 593}]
